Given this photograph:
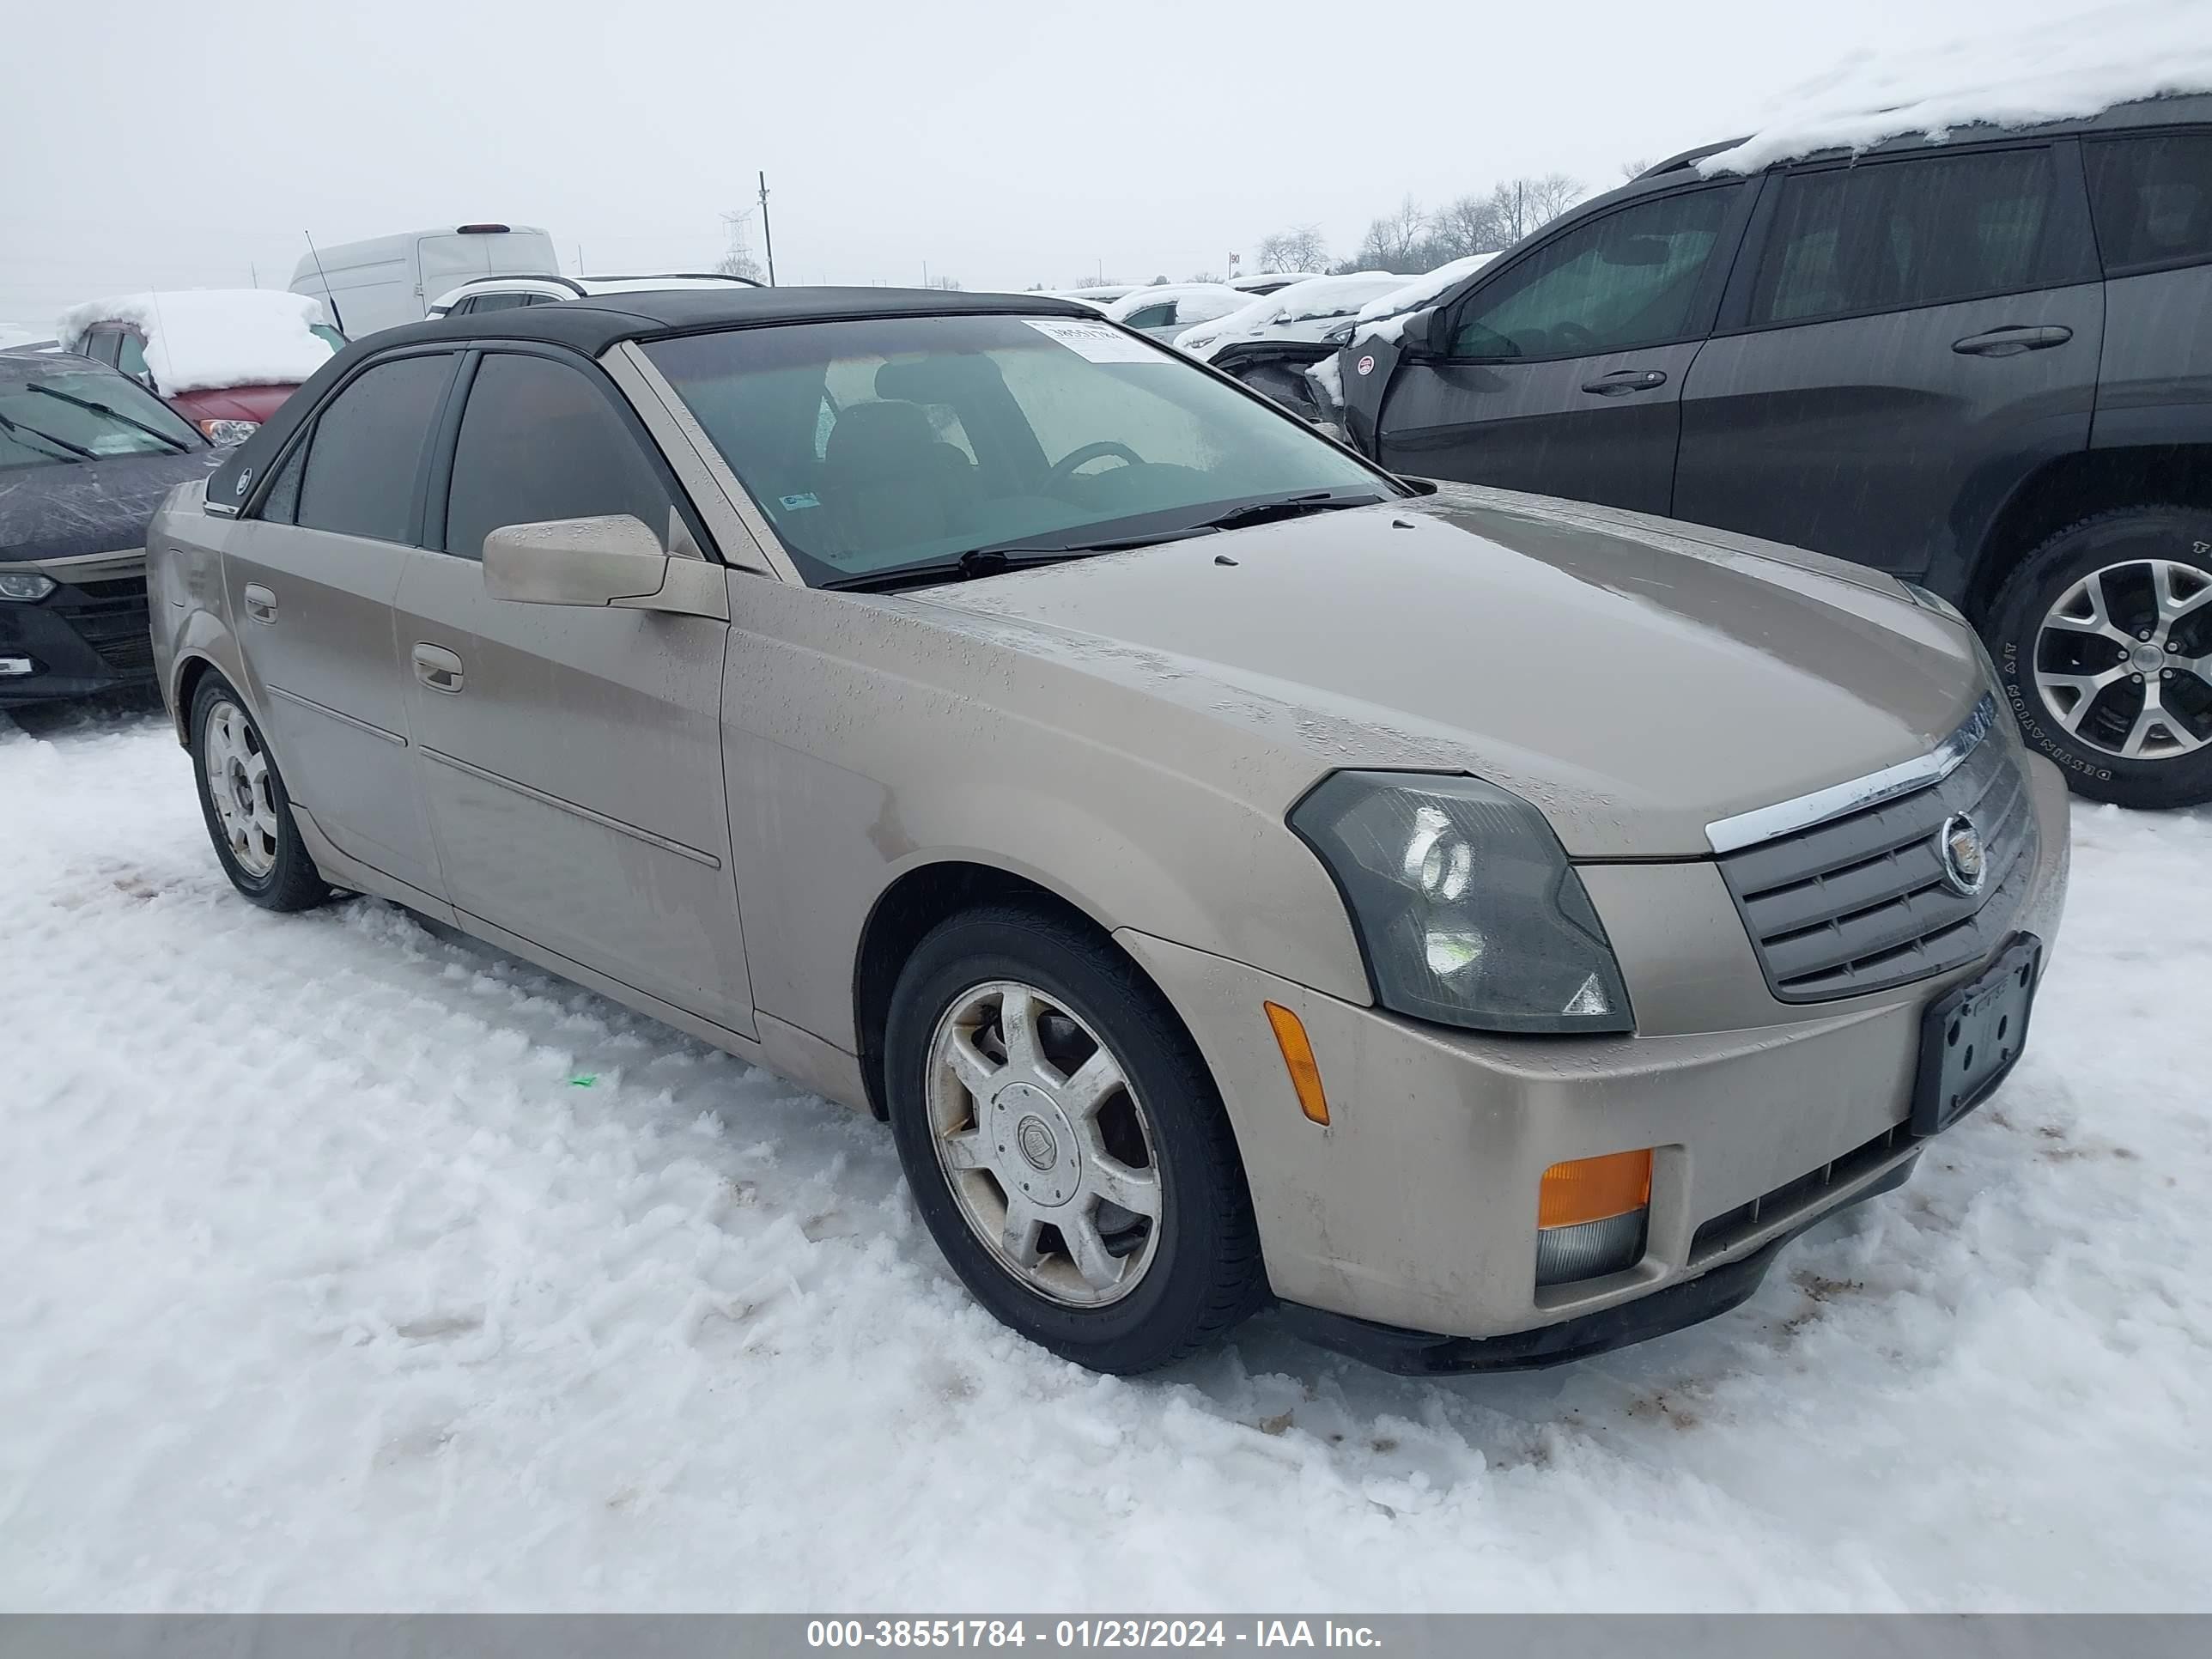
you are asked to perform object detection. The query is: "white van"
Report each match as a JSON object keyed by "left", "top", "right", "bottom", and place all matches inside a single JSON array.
[{"left": 289, "top": 224, "right": 560, "bottom": 336}]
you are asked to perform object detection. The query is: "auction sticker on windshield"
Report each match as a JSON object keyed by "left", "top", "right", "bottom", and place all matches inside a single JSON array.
[{"left": 1022, "top": 317, "right": 1158, "bottom": 362}]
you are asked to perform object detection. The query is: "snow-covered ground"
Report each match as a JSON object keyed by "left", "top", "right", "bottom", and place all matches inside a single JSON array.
[{"left": 5, "top": 705, "right": 2209, "bottom": 1611}]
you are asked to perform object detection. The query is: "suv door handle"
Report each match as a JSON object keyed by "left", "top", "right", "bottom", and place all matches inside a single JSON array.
[
  {"left": 242, "top": 583, "right": 277, "bottom": 623},
  {"left": 412, "top": 642, "right": 465, "bottom": 694},
  {"left": 1953, "top": 325, "right": 2074, "bottom": 357},
  {"left": 1581, "top": 368, "right": 1668, "bottom": 395}
]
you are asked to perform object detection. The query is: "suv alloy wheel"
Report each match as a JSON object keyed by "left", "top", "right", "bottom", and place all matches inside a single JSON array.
[{"left": 1988, "top": 506, "right": 2212, "bottom": 809}]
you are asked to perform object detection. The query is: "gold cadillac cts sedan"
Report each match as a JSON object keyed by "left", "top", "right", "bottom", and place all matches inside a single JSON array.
[{"left": 149, "top": 289, "right": 2070, "bottom": 1375}]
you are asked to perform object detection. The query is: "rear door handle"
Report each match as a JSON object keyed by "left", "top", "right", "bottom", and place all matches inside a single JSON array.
[
  {"left": 242, "top": 583, "right": 276, "bottom": 623},
  {"left": 1953, "top": 325, "right": 2074, "bottom": 357},
  {"left": 1581, "top": 368, "right": 1668, "bottom": 395},
  {"left": 412, "top": 642, "right": 465, "bottom": 694}
]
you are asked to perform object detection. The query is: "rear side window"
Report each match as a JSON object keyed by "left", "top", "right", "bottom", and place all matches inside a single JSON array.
[
  {"left": 295, "top": 354, "right": 454, "bottom": 544},
  {"left": 1749, "top": 148, "right": 2071, "bottom": 325},
  {"left": 116, "top": 332, "right": 152, "bottom": 386},
  {"left": 1449, "top": 186, "right": 1738, "bottom": 360},
  {"left": 441, "top": 353, "right": 674, "bottom": 562},
  {"left": 2087, "top": 133, "right": 2212, "bottom": 275}
]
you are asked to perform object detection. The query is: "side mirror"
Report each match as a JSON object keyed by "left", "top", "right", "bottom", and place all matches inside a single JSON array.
[
  {"left": 483, "top": 514, "right": 669, "bottom": 606},
  {"left": 1395, "top": 306, "right": 1442, "bottom": 357}
]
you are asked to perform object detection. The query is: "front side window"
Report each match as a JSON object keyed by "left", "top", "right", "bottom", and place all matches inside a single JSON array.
[
  {"left": 1749, "top": 148, "right": 2069, "bottom": 326},
  {"left": 0, "top": 366, "right": 202, "bottom": 471},
  {"left": 1449, "top": 187, "right": 1738, "bottom": 360},
  {"left": 295, "top": 353, "right": 454, "bottom": 543},
  {"left": 643, "top": 313, "right": 1392, "bottom": 586},
  {"left": 2087, "top": 133, "right": 2212, "bottom": 275},
  {"left": 442, "top": 353, "right": 674, "bottom": 562},
  {"left": 1120, "top": 302, "right": 1176, "bottom": 330}
]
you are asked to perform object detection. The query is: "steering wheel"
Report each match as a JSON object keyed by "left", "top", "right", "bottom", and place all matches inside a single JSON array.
[
  {"left": 1048, "top": 441, "right": 1145, "bottom": 488},
  {"left": 1550, "top": 320, "right": 1599, "bottom": 353}
]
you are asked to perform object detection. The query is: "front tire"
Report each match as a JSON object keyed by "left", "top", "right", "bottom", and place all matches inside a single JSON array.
[
  {"left": 884, "top": 904, "right": 1265, "bottom": 1373},
  {"left": 189, "top": 674, "right": 331, "bottom": 911},
  {"left": 1986, "top": 505, "right": 2212, "bottom": 809}
]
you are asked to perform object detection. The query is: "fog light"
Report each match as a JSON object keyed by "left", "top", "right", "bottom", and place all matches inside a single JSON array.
[{"left": 1535, "top": 1149, "right": 1651, "bottom": 1286}]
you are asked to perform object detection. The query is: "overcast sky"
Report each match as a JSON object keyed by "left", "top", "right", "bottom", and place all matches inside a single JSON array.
[{"left": 9, "top": 0, "right": 2102, "bottom": 324}]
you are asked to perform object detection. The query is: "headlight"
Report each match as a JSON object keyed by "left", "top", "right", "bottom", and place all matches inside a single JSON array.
[
  {"left": 198, "top": 418, "right": 260, "bottom": 447},
  {"left": 0, "top": 572, "right": 58, "bottom": 603},
  {"left": 1290, "top": 771, "right": 1634, "bottom": 1035}
]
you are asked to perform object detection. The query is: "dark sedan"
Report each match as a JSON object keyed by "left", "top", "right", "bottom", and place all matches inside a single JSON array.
[{"left": 2, "top": 350, "right": 221, "bottom": 709}]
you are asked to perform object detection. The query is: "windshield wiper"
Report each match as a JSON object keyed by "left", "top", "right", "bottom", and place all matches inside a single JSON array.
[
  {"left": 1194, "top": 490, "right": 1385, "bottom": 532},
  {"left": 25, "top": 383, "right": 191, "bottom": 453},
  {"left": 0, "top": 407, "right": 96, "bottom": 461},
  {"left": 823, "top": 534, "right": 1174, "bottom": 594}
]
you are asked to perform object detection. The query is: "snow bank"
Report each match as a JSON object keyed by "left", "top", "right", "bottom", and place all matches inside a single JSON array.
[
  {"left": 55, "top": 290, "right": 339, "bottom": 395},
  {"left": 6, "top": 713, "right": 2212, "bottom": 1610},
  {"left": 1174, "top": 273, "right": 1408, "bottom": 357},
  {"left": 1700, "top": 0, "right": 2212, "bottom": 175}
]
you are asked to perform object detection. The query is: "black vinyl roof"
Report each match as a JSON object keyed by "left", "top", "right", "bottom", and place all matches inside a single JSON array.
[{"left": 210, "top": 287, "right": 1097, "bottom": 513}]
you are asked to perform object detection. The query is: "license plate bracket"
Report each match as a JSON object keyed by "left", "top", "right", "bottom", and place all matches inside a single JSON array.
[{"left": 1912, "top": 933, "right": 2042, "bottom": 1137}]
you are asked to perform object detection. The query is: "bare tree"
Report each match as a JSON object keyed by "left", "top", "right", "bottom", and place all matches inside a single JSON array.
[
  {"left": 1256, "top": 224, "right": 1329, "bottom": 273},
  {"left": 1431, "top": 192, "right": 1513, "bottom": 260},
  {"left": 1620, "top": 156, "right": 1655, "bottom": 181},
  {"left": 1484, "top": 173, "right": 1583, "bottom": 244},
  {"left": 1353, "top": 195, "right": 1431, "bottom": 271}
]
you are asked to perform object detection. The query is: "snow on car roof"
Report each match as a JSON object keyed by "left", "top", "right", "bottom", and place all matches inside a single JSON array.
[
  {"left": 1699, "top": 0, "right": 2212, "bottom": 176},
  {"left": 1104, "top": 284, "right": 1253, "bottom": 326},
  {"left": 54, "top": 290, "right": 339, "bottom": 396},
  {"left": 1175, "top": 273, "right": 1411, "bottom": 357}
]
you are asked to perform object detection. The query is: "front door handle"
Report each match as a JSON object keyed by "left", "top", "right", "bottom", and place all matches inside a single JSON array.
[
  {"left": 1953, "top": 325, "right": 2074, "bottom": 357},
  {"left": 242, "top": 583, "right": 276, "bottom": 623},
  {"left": 412, "top": 642, "right": 465, "bottom": 694},
  {"left": 1581, "top": 368, "right": 1668, "bottom": 396}
]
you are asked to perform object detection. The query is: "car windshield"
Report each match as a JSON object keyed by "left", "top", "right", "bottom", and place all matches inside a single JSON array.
[
  {"left": 642, "top": 313, "right": 1395, "bottom": 586},
  {"left": 0, "top": 368, "right": 203, "bottom": 470}
]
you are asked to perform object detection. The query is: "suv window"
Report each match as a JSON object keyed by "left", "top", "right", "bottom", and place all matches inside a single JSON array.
[
  {"left": 1748, "top": 148, "right": 2069, "bottom": 326},
  {"left": 441, "top": 353, "right": 674, "bottom": 562},
  {"left": 115, "top": 331, "right": 152, "bottom": 386},
  {"left": 1449, "top": 186, "right": 1738, "bottom": 360},
  {"left": 1121, "top": 302, "right": 1176, "bottom": 330},
  {"left": 295, "top": 354, "right": 454, "bottom": 544},
  {"left": 2087, "top": 133, "right": 2212, "bottom": 276}
]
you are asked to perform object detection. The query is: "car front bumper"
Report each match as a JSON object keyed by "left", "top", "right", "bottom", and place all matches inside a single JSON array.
[
  {"left": 0, "top": 553, "right": 155, "bottom": 708},
  {"left": 1114, "top": 750, "right": 2072, "bottom": 1368}
]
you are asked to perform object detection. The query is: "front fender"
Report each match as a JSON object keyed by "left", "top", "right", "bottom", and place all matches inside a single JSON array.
[{"left": 717, "top": 580, "right": 1373, "bottom": 1054}]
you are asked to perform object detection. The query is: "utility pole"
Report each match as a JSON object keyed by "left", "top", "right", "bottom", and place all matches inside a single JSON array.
[{"left": 758, "top": 171, "right": 777, "bottom": 287}]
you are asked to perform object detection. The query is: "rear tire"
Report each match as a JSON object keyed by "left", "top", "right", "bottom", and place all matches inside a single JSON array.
[
  {"left": 1985, "top": 505, "right": 2212, "bottom": 809},
  {"left": 884, "top": 903, "right": 1265, "bottom": 1373},
  {"left": 189, "top": 674, "right": 331, "bottom": 911}
]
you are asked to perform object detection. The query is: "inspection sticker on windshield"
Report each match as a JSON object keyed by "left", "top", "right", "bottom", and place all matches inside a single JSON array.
[{"left": 1022, "top": 317, "right": 1158, "bottom": 362}]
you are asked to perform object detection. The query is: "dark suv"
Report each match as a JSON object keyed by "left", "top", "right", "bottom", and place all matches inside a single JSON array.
[{"left": 1334, "top": 94, "right": 2212, "bottom": 809}]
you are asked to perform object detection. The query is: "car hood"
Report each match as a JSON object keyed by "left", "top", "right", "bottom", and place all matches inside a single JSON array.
[
  {"left": 908, "top": 485, "right": 1989, "bottom": 858},
  {"left": 0, "top": 445, "right": 222, "bottom": 564}
]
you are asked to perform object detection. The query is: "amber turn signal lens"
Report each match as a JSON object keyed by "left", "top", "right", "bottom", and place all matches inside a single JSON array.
[
  {"left": 1538, "top": 1149, "right": 1652, "bottom": 1229},
  {"left": 1263, "top": 1001, "right": 1330, "bottom": 1126}
]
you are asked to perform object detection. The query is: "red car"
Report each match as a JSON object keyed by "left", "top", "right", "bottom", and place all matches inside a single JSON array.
[{"left": 61, "top": 290, "right": 344, "bottom": 446}]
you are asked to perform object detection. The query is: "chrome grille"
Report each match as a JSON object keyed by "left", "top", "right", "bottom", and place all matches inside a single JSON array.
[{"left": 1717, "top": 707, "right": 2038, "bottom": 1002}]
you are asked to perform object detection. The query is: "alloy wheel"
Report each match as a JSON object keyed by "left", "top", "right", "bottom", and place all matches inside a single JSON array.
[
  {"left": 2033, "top": 558, "right": 2212, "bottom": 760},
  {"left": 202, "top": 698, "right": 281, "bottom": 878},
  {"left": 924, "top": 980, "right": 1164, "bottom": 1308}
]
